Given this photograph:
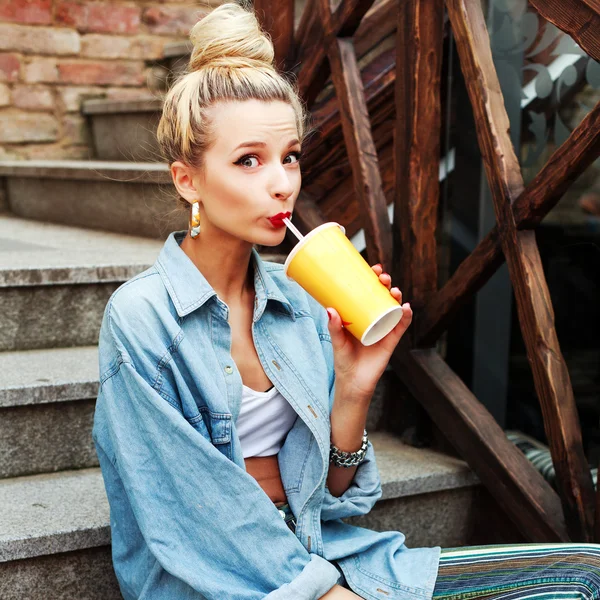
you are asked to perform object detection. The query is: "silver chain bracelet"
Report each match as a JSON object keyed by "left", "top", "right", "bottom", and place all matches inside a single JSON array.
[{"left": 329, "top": 429, "right": 369, "bottom": 468}]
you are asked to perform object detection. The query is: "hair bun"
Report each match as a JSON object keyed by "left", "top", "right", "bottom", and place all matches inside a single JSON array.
[{"left": 189, "top": 2, "right": 275, "bottom": 72}]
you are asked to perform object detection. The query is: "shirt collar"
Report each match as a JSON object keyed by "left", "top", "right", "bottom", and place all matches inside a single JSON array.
[{"left": 155, "top": 230, "right": 295, "bottom": 321}]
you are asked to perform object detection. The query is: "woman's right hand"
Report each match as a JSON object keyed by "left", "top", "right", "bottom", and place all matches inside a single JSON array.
[{"left": 319, "top": 584, "right": 364, "bottom": 599}]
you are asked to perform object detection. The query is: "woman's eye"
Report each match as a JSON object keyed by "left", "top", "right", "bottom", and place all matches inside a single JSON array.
[
  {"left": 236, "top": 151, "right": 302, "bottom": 168},
  {"left": 236, "top": 155, "right": 259, "bottom": 168},
  {"left": 284, "top": 151, "right": 302, "bottom": 164}
]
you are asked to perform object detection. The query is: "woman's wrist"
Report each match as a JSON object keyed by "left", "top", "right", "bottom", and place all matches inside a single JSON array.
[
  {"left": 333, "top": 378, "right": 373, "bottom": 408},
  {"left": 330, "top": 387, "right": 369, "bottom": 452}
]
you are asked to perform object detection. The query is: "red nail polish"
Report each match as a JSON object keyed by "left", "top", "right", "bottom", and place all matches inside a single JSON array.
[{"left": 326, "top": 309, "right": 332, "bottom": 321}]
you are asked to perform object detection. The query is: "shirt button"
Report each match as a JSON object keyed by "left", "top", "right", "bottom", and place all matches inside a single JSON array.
[
  {"left": 278, "top": 509, "right": 286, "bottom": 520},
  {"left": 224, "top": 365, "right": 233, "bottom": 374}
]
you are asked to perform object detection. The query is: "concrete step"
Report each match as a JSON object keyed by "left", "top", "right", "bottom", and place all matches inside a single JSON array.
[
  {"left": 0, "top": 433, "right": 491, "bottom": 599},
  {"left": 0, "top": 346, "right": 99, "bottom": 479},
  {"left": 0, "top": 159, "right": 184, "bottom": 238},
  {"left": 0, "top": 343, "right": 390, "bottom": 479},
  {"left": 83, "top": 98, "right": 164, "bottom": 162},
  {"left": 0, "top": 214, "right": 163, "bottom": 350},
  {"left": 0, "top": 468, "right": 119, "bottom": 600}
]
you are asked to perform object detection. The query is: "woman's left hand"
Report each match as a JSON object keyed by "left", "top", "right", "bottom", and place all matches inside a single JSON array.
[{"left": 326, "top": 264, "right": 413, "bottom": 403}]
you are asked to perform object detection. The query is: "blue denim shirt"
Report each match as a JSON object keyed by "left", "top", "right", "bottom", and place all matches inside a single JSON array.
[{"left": 92, "top": 229, "right": 441, "bottom": 600}]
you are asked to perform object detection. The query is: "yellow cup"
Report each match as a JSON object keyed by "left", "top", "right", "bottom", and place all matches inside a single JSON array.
[{"left": 284, "top": 222, "right": 403, "bottom": 346}]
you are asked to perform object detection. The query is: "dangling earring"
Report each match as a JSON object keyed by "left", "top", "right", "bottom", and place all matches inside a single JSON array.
[{"left": 190, "top": 201, "right": 201, "bottom": 239}]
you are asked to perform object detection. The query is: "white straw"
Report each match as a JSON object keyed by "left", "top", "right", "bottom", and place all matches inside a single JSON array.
[{"left": 282, "top": 217, "right": 304, "bottom": 241}]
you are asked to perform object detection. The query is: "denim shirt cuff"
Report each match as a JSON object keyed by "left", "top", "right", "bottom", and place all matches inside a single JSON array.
[
  {"left": 321, "top": 441, "right": 383, "bottom": 521},
  {"left": 263, "top": 554, "right": 341, "bottom": 600}
]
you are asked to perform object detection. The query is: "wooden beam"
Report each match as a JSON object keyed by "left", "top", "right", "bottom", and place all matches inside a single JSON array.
[
  {"left": 581, "top": 0, "right": 600, "bottom": 13},
  {"left": 418, "top": 98, "right": 600, "bottom": 345},
  {"left": 294, "top": 0, "right": 328, "bottom": 107},
  {"left": 253, "top": 0, "right": 295, "bottom": 72},
  {"left": 447, "top": 0, "right": 595, "bottom": 541},
  {"left": 514, "top": 98, "right": 600, "bottom": 227},
  {"left": 295, "top": 0, "right": 396, "bottom": 70},
  {"left": 418, "top": 229, "right": 503, "bottom": 345},
  {"left": 294, "top": 0, "right": 378, "bottom": 107},
  {"left": 529, "top": 0, "right": 600, "bottom": 63},
  {"left": 303, "top": 46, "right": 396, "bottom": 185},
  {"left": 393, "top": 0, "right": 444, "bottom": 335},
  {"left": 353, "top": 0, "right": 398, "bottom": 60},
  {"left": 582, "top": 0, "right": 600, "bottom": 14},
  {"left": 290, "top": 190, "right": 327, "bottom": 233},
  {"left": 299, "top": 12, "right": 448, "bottom": 184},
  {"left": 317, "top": 135, "right": 395, "bottom": 239},
  {"left": 393, "top": 349, "right": 569, "bottom": 542},
  {"left": 325, "top": 34, "right": 392, "bottom": 267},
  {"left": 292, "top": 38, "right": 396, "bottom": 241},
  {"left": 331, "top": 0, "right": 381, "bottom": 38}
]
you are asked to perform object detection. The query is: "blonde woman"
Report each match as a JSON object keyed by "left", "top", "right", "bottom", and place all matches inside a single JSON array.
[{"left": 92, "top": 3, "right": 600, "bottom": 599}]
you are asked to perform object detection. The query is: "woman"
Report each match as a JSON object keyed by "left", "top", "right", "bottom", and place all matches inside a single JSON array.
[{"left": 92, "top": 3, "right": 600, "bottom": 599}]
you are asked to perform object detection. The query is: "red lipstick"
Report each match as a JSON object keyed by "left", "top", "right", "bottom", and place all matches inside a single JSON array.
[{"left": 268, "top": 211, "right": 292, "bottom": 227}]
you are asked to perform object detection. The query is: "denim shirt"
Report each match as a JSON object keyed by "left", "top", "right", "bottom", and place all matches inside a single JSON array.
[{"left": 92, "top": 230, "right": 441, "bottom": 600}]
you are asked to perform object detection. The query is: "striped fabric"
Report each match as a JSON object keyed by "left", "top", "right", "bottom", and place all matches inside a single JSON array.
[
  {"left": 506, "top": 431, "right": 598, "bottom": 491},
  {"left": 433, "top": 543, "right": 600, "bottom": 600}
]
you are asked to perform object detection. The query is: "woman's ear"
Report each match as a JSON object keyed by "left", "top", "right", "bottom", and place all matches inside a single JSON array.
[{"left": 170, "top": 161, "right": 200, "bottom": 205}]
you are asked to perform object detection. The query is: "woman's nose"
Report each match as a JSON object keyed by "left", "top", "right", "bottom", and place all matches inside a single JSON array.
[{"left": 270, "top": 164, "right": 294, "bottom": 199}]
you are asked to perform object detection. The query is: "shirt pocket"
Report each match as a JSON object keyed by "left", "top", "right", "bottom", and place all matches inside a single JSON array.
[{"left": 188, "top": 408, "right": 233, "bottom": 460}]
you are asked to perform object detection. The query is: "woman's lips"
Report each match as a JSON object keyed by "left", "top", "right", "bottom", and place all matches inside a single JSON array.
[{"left": 268, "top": 211, "right": 291, "bottom": 227}]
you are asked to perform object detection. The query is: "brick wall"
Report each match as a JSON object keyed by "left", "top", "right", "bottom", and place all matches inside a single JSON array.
[{"left": 0, "top": 0, "right": 217, "bottom": 160}]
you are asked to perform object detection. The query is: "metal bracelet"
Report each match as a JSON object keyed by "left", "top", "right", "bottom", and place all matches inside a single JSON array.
[{"left": 329, "top": 429, "right": 369, "bottom": 468}]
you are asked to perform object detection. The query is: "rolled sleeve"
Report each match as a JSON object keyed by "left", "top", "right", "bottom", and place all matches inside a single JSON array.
[
  {"left": 264, "top": 554, "right": 342, "bottom": 600},
  {"left": 321, "top": 438, "right": 382, "bottom": 521}
]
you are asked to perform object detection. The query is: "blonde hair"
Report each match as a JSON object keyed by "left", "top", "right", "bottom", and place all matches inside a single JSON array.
[{"left": 157, "top": 0, "right": 310, "bottom": 209}]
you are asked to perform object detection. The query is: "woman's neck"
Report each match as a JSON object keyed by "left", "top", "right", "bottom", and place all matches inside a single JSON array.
[{"left": 179, "top": 229, "right": 255, "bottom": 306}]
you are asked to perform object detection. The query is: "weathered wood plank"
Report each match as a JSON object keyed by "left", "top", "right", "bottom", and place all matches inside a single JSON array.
[
  {"left": 294, "top": 0, "right": 328, "bottom": 107},
  {"left": 393, "top": 0, "right": 444, "bottom": 335},
  {"left": 303, "top": 46, "right": 396, "bottom": 186},
  {"left": 393, "top": 349, "right": 569, "bottom": 542},
  {"left": 254, "top": 0, "right": 295, "bottom": 71},
  {"left": 289, "top": 190, "right": 327, "bottom": 234},
  {"left": 447, "top": 0, "right": 595, "bottom": 540},
  {"left": 529, "top": 0, "right": 600, "bottom": 62},
  {"left": 295, "top": 0, "right": 396, "bottom": 92},
  {"left": 353, "top": 0, "right": 397, "bottom": 60},
  {"left": 331, "top": 0, "right": 381, "bottom": 38},
  {"left": 294, "top": 0, "right": 377, "bottom": 107},
  {"left": 299, "top": 14, "right": 448, "bottom": 186},
  {"left": 581, "top": 0, "right": 600, "bottom": 14},
  {"left": 318, "top": 134, "right": 395, "bottom": 238},
  {"left": 418, "top": 98, "right": 600, "bottom": 345},
  {"left": 418, "top": 229, "right": 503, "bottom": 345},
  {"left": 326, "top": 34, "right": 392, "bottom": 267}
]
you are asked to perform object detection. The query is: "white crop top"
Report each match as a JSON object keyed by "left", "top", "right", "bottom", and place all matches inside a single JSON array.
[{"left": 237, "top": 383, "right": 298, "bottom": 458}]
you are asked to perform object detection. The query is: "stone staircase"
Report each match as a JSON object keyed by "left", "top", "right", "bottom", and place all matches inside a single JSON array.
[{"left": 0, "top": 41, "right": 520, "bottom": 600}]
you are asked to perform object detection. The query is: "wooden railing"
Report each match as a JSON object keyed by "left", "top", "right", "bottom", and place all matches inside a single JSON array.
[{"left": 254, "top": 0, "right": 600, "bottom": 543}]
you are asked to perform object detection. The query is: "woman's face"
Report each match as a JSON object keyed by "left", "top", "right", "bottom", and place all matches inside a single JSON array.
[{"left": 191, "top": 99, "right": 302, "bottom": 246}]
